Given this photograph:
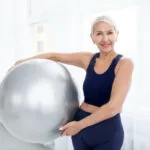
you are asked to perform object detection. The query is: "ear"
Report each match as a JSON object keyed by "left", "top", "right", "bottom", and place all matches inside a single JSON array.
[{"left": 90, "top": 34, "right": 95, "bottom": 44}]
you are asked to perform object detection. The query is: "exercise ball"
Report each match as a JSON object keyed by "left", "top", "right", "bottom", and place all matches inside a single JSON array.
[{"left": 0, "top": 59, "right": 79, "bottom": 144}]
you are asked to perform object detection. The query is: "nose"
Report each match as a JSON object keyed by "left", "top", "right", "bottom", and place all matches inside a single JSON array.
[{"left": 102, "top": 34, "right": 108, "bottom": 42}]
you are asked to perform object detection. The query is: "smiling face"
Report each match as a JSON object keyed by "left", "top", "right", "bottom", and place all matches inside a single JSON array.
[{"left": 91, "top": 21, "right": 118, "bottom": 53}]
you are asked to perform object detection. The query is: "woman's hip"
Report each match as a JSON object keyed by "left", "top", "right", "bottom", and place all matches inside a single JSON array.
[{"left": 73, "top": 108, "right": 124, "bottom": 145}]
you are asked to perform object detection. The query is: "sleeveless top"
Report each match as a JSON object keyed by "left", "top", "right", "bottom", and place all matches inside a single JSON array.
[{"left": 83, "top": 52, "right": 123, "bottom": 107}]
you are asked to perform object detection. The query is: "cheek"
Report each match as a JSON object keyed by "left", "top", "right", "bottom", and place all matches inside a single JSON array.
[
  {"left": 96, "top": 37, "right": 102, "bottom": 42},
  {"left": 110, "top": 35, "right": 117, "bottom": 43},
  {"left": 93, "top": 36, "right": 102, "bottom": 43}
]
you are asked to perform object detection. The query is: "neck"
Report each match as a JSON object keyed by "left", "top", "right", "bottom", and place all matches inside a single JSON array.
[{"left": 99, "top": 50, "right": 117, "bottom": 61}]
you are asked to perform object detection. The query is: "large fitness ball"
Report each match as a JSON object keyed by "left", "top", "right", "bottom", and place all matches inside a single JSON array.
[{"left": 0, "top": 59, "right": 79, "bottom": 144}]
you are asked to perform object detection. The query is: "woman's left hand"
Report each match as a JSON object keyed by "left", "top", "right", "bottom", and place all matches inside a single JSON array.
[{"left": 59, "top": 121, "right": 83, "bottom": 136}]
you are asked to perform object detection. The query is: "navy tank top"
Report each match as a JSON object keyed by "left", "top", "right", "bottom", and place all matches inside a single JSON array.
[{"left": 83, "top": 52, "right": 123, "bottom": 107}]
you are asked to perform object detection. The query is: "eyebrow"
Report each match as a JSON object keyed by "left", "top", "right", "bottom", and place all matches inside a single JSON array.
[{"left": 96, "top": 29, "right": 113, "bottom": 33}]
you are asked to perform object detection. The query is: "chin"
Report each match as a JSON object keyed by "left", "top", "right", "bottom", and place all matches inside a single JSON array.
[{"left": 100, "top": 48, "right": 112, "bottom": 53}]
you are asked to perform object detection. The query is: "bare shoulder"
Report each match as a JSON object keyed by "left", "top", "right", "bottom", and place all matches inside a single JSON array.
[
  {"left": 119, "top": 57, "right": 134, "bottom": 68},
  {"left": 115, "top": 56, "right": 134, "bottom": 74}
]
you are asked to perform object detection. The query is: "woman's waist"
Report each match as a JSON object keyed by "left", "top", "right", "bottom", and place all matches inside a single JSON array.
[
  {"left": 80, "top": 101, "right": 111, "bottom": 113},
  {"left": 74, "top": 107, "right": 122, "bottom": 128},
  {"left": 80, "top": 102, "right": 99, "bottom": 113},
  {"left": 83, "top": 97, "right": 110, "bottom": 108}
]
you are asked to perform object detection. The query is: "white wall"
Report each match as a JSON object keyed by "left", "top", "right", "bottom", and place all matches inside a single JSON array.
[{"left": 0, "top": 0, "right": 15, "bottom": 80}]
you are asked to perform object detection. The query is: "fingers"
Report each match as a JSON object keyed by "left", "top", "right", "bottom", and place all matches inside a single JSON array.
[
  {"left": 61, "top": 129, "right": 69, "bottom": 136},
  {"left": 59, "top": 123, "right": 70, "bottom": 131},
  {"left": 8, "top": 66, "right": 15, "bottom": 72}
]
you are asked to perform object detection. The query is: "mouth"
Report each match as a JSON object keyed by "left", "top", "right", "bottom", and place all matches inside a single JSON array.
[{"left": 100, "top": 44, "right": 111, "bottom": 48}]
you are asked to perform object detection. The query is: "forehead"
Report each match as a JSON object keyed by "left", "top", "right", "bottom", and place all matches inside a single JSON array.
[{"left": 93, "top": 21, "right": 114, "bottom": 32}]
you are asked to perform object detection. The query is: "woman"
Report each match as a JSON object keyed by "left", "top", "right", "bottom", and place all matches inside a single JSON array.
[{"left": 10, "top": 15, "right": 134, "bottom": 150}]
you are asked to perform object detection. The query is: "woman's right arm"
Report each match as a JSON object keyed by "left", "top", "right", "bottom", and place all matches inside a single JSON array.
[{"left": 10, "top": 52, "right": 94, "bottom": 71}]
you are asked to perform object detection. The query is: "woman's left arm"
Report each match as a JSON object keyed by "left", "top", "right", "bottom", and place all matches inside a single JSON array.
[
  {"left": 79, "top": 58, "right": 134, "bottom": 129},
  {"left": 60, "top": 58, "right": 134, "bottom": 136}
]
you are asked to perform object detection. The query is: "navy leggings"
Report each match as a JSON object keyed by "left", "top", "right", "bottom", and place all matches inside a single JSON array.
[{"left": 71, "top": 108, "right": 124, "bottom": 150}]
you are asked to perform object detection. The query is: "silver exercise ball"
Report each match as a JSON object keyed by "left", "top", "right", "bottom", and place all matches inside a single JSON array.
[
  {"left": 0, "top": 123, "right": 52, "bottom": 150},
  {"left": 0, "top": 59, "right": 79, "bottom": 144}
]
